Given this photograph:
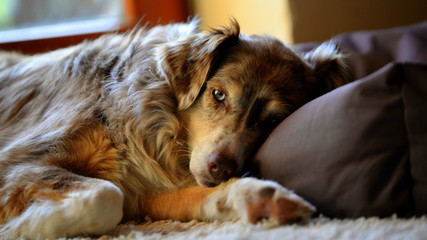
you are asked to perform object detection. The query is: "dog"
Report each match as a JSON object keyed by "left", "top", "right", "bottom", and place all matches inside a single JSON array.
[{"left": 0, "top": 19, "right": 350, "bottom": 239}]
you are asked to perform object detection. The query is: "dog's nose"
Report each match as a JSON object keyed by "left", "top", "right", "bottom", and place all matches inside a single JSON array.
[{"left": 207, "top": 152, "right": 237, "bottom": 182}]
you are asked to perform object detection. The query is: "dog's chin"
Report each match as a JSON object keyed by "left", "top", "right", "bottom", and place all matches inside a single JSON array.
[{"left": 200, "top": 179, "right": 218, "bottom": 188}]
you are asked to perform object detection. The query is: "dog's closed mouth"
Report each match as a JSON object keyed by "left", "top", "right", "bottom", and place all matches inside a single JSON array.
[{"left": 197, "top": 173, "right": 221, "bottom": 187}]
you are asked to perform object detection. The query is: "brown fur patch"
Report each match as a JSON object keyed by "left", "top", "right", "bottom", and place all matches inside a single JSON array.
[
  {"left": 46, "top": 124, "right": 122, "bottom": 182},
  {"left": 143, "top": 186, "right": 218, "bottom": 221}
]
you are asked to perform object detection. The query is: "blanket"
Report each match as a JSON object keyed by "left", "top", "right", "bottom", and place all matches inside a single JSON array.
[{"left": 67, "top": 216, "right": 427, "bottom": 240}]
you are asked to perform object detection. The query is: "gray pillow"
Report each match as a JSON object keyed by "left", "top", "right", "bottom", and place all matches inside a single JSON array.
[{"left": 254, "top": 63, "right": 427, "bottom": 218}]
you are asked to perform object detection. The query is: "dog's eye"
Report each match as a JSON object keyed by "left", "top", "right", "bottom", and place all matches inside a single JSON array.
[
  {"left": 212, "top": 89, "right": 226, "bottom": 102},
  {"left": 270, "top": 118, "right": 279, "bottom": 125},
  {"left": 269, "top": 117, "right": 283, "bottom": 126}
]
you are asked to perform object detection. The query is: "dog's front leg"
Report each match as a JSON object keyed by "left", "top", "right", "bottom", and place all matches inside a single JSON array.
[
  {"left": 143, "top": 178, "right": 315, "bottom": 225},
  {"left": 143, "top": 185, "right": 219, "bottom": 221}
]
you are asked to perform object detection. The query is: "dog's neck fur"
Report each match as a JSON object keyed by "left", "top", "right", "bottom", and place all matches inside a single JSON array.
[
  {"left": 73, "top": 25, "right": 200, "bottom": 218},
  {"left": 0, "top": 23, "right": 200, "bottom": 220}
]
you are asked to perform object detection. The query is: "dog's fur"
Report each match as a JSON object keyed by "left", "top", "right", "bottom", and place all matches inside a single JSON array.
[{"left": 0, "top": 20, "right": 350, "bottom": 239}]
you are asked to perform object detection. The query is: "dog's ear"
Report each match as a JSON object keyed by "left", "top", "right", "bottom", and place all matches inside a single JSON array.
[
  {"left": 155, "top": 20, "right": 240, "bottom": 111},
  {"left": 303, "top": 42, "right": 352, "bottom": 97}
]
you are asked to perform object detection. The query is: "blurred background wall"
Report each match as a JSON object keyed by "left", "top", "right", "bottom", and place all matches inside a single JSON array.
[
  {"left": 190, "top": 0, "right": 427, "bottom": 43},
  {"left": 189, "top": 0, "right": 293, "bottom": 43},
  {"left": 1, "top": 0, "right": 426, "bottom": 53},
  {"left": 287, "top": 0, "right": 427, "bottom": 43}
]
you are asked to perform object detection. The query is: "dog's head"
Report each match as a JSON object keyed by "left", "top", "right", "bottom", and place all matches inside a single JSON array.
[{"left": 156, "top": 20, "right": 351, "bottom": 187}]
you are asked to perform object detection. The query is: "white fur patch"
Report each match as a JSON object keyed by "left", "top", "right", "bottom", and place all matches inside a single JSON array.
[
  {"left": 1, "top": 180, "right": 123, "bottom": 240},
  {"left": 303, "top": 41, "right": 347, "bottom": 68}
]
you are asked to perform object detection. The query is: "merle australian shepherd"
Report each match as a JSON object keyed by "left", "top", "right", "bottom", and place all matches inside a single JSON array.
[{"left": 0, "top": 19, "right": 349, "bottom": 239}]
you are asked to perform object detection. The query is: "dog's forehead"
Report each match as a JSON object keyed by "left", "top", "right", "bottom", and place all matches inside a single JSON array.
[
  {"left": 242, "top": 34, "right": 301, "bottom": 61},
  {"left": 221, "top": 45, "right": 306, "bottom": 91},
  {"left": 230, "top": 36, "right": 308, "bottom": 84}
]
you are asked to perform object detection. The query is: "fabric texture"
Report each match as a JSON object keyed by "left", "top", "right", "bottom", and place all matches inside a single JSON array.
[
  {"left": 95, "top": 216, "right": 427, "bottom": 240},
  {"left": 254, "top": 21, "right": 427, "bottom": 218}
]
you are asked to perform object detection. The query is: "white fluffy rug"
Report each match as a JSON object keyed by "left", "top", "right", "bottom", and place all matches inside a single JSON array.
[{"left": 67, "top": 216, "right": 427, "bottom": 240}]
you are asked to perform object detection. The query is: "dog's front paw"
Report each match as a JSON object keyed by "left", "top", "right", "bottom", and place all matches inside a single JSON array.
[
  {"left": 203, "top": 178, "right": 315, "bottom": 225},
  {"left": 231, "top": 178, "right": 316, "bottom": 225}
]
